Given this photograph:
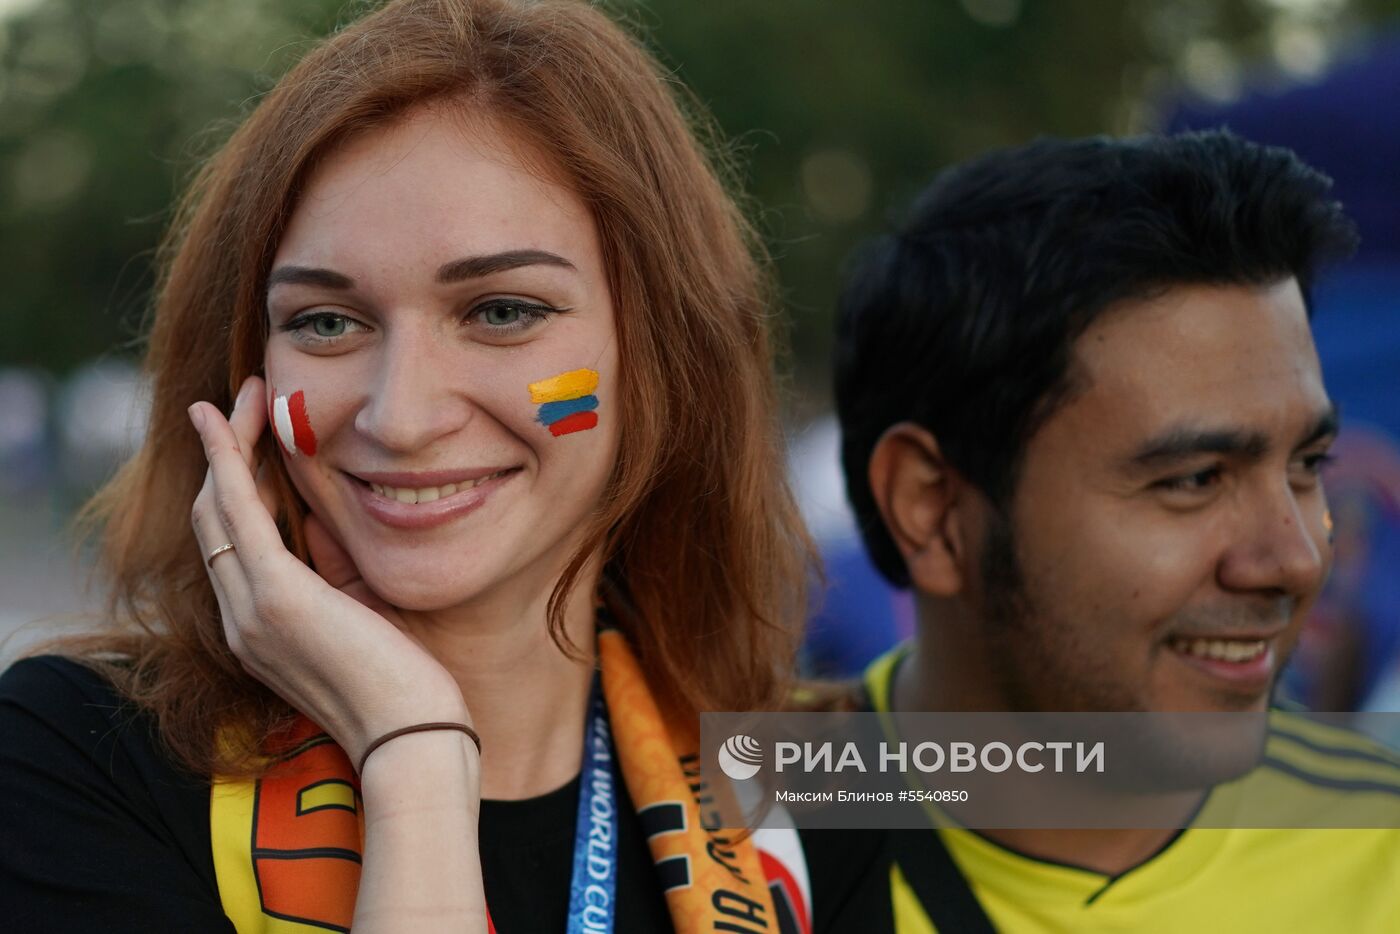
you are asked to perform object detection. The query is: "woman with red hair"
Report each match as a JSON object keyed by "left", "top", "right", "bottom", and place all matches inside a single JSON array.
[{"left": 0, "top": 1, "right": 819, "bottom": 930}]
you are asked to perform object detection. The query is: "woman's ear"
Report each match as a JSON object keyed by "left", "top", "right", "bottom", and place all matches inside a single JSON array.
[{"left": 866, "top": 423, "right": 969, "bottom": 597}]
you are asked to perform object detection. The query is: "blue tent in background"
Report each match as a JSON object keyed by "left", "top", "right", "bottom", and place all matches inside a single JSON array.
[
  {"left": 1167, "top": 33, "right": 1400, "bottom": 263},
  {"left": 1166, "top": 34, "right": 1400, "bottom": 710}
]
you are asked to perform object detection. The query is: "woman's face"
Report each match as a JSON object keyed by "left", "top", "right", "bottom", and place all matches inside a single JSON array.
[{"left": 264, "top": 105, "right": 620, "bottom": 612}]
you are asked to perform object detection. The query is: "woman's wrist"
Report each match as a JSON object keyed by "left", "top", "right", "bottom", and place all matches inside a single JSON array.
[
  {"left": 348, "top": 680, "right": 473, "bottom": 771},
  {"left": 358, "top": 722, "right": 480, "bottom": 774},
  {"left": 358, "top": 727, "right": 483, "bottom": 807},
  {"left": 353, "top": 726, "right": 486, "bottom": 933}
]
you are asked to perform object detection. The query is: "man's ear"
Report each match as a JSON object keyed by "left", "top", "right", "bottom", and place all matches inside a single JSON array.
[{"left": 867, "top": 423, "right": 969, "bottom": 596}]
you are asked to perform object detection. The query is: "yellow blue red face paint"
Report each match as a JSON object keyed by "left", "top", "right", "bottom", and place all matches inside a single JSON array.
[
  {"left": 528, "top": 368, "right": 600, "bottom": 437},
  {"left": 269, "top": 385, "right": 318, "bottom": 457}
]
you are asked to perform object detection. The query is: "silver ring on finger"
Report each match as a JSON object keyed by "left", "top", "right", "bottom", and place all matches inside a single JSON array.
[{"left": 206, "top": 542, "right": 236, "bottom": 567}]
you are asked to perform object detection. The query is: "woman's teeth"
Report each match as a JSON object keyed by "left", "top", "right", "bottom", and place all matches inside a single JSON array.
[
  {"left": 369, "top": 470, "right": 512, "bottom": 504},
  {"left": 1169, "top": 637, "right": 1268, "bottom": 663}
]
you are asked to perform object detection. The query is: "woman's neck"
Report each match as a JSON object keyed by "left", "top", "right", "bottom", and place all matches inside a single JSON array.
[{"left": 398, "top": 567, "right": 600, "bottom": 801}]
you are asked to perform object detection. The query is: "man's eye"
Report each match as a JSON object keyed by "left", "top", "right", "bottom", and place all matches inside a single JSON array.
[
  {"left": 1156, "top": 467, "right": 1221, "bottom": 493},
  {"left": 1289, "top": 451, "right": 1336, "bottom": 489},
  {"left": 1300, "top": 452, "right": 1336, "bottom": 474}
]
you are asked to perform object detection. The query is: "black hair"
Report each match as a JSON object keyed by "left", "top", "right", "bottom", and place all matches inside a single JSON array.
[{"left": 835, "top": 129, "right": 1359, "bottom": 587}]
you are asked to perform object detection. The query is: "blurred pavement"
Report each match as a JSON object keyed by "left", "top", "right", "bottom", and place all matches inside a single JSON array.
[{"left": 0, "top": 492, "right": 98, "bottom": 661}]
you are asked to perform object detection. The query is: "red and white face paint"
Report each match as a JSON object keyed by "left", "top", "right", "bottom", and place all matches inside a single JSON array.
[{"left": 269, "top": 386, "right": 318, "bottom": 457}]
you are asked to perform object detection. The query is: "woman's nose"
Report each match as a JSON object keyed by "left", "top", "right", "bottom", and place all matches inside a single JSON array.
[{"left": 353, "top": 330, "right": 474, "bottom": 454}]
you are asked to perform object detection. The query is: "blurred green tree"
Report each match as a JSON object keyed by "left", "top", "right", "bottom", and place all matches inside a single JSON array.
[{"left": 1, "top": 0, "right": 1395, "bottom": 408}]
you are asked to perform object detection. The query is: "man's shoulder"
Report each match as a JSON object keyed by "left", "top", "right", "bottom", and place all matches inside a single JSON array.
[
  {"left": 1153, "top": 711, "right": 1400, "bottom": 899},
  {"left": 785, "top": 679, "right": 871, "bottom": 713},
  {"left": 1260, "top": 709, "right": 1400, "bottom": 793}
]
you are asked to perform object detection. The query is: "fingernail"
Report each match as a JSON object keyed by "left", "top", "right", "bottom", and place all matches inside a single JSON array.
[{"left": 188, "top": 404, "right": 206, "bottom": 432}]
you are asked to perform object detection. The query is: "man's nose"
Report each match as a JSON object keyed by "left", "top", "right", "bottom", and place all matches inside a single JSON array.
[{"left": 1217, "top": 479, "right": 1326, "bottom": 599}]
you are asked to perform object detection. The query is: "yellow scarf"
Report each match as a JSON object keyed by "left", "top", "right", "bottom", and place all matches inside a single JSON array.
[{"left": 211, "top": 628, "right": 810, "bottom": 933}]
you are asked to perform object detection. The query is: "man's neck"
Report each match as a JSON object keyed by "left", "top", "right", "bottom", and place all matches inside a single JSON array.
[{"left": 894, "top": 598, "right": 1190, "bottom": 877}]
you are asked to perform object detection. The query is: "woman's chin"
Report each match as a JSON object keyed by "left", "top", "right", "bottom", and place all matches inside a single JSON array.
[
  {"left": 356, "top": 568, "right": 494, "bottom": 614},
  {"left": 345, "top": 540, "right": 569, "bottom": 616}
]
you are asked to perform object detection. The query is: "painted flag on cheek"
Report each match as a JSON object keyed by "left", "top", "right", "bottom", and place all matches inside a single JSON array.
[
  {"left": 528, "top": 369, "right": 600, "bottom": 437},
  {"left": 270, "top": 387, "right": 318, "bottom": 457}
]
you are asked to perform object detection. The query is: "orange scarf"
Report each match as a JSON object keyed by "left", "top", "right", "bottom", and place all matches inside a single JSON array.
[{"left": 211, "top": 628, "right": 811, "bottom": 933}]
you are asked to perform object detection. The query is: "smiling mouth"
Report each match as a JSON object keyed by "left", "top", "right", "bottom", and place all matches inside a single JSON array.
[
  {"left": 1167, "top": 637, "right": 1269, "bottom": 664},
  {"left": 363, "top": 469, "right": 520, "bottom": 505}
]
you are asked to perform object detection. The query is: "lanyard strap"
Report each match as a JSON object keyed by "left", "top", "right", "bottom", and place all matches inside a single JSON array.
[
  {"left": 565, "top": 673, "right": 619, "bottom": 934},
  {"left": 890, "top": 829, "right": 997, "bottom": 933},
  {"left": 869, "top": 650, "right": 996, "bottom": 933}
]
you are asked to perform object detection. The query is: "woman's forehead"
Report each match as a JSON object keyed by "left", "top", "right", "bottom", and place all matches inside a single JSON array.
[{"left": 277, "top": 105, "right": 595, "bottom": 271}]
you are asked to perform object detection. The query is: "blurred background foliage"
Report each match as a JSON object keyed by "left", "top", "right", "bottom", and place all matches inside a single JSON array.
[
  {"left": 1, "top": 0, "right": 1397, "bottom": 403},
  {"left": 4, "top": 0, "right": 1400, "bottom": 694}
]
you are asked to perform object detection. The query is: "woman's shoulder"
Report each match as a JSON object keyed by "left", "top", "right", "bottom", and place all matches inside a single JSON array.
[
  {"left": 0, "top": 652, "right": 197, "bottom": 789},
  {"left": 0, "top": 661, "right": 231, "bottom": 928},
  {"left": 1, "top": 653, "right": 134, "bottom": 726},
  {"left": 0, "top": 651, "right": 214, "bottom": 852}
]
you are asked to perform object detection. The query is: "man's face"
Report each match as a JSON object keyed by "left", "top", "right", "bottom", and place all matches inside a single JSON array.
[{"left": 975, "top": 280, "right": 1334, "bottom": 714}]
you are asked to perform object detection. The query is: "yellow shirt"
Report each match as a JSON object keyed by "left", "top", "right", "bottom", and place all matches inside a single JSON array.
[{"left": 865, "top": 645, "right": 1400, "bottom": 934}]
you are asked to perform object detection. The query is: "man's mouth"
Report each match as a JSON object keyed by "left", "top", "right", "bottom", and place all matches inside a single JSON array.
[
  {"left": 1162, "top": 631, "right": 1284, "bottom": 695},
  {"left": 1166, "top": 637, "right": 1269, "bottom": 664}
]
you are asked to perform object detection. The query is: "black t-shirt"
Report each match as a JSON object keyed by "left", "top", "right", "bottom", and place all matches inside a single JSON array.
[
  {"left": 0, "top": 655, "right": 882, "bottom": 933},
  {"left": 0, "top": 656, "right": 678, "bottom": 932}
]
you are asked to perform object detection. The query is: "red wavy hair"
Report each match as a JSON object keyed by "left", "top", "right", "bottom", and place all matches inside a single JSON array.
[{"left": 62, "top": 0, "right": 811, "bottom": 776}]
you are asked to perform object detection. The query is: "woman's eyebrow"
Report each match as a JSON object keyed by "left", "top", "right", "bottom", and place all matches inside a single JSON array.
[
  {"left": 436, "top": 249, "right": 576, "bottom": 283},
  {"left": 266, "top": 250, "right": 577, "bottom": 293},
  {"left": 266, "top": 266, "right": 355, "bottom": 290}
]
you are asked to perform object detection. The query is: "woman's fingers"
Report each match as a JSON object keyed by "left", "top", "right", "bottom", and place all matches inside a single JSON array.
[
  {"left": 227, "top": 375, "right": 268, "bottom": 473},
  {"left": 188, "top": 400, "right": 286, "bottom": 576},
  {"left": 190, "top": 460, "right": 255, "bottom": 647},
  {"left": 254, "top": 462, "right": 279, "bottom": 518},
  {"left": 190, "top": 393, "right": 299, "bottom": 670},
  {"left": 189, "top": 382, "right": 271, "bottom": 596}
]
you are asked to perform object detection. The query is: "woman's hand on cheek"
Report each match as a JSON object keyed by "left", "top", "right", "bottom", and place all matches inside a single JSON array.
[
  {"left": 302, "top": 512, "right": 401, "bottom": 627},
  {"left": 188, "top": 375, "right": 470, "bottom": 771}
]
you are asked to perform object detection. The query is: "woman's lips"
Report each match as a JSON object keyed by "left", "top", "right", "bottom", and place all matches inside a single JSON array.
[{"left": 346, "top": 467, "right": 521, "bottom": 530}]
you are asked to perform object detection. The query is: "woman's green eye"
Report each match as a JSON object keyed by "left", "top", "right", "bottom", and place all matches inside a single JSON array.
[
  {"left": 312, "top": 316, "right": 347, "bottom": 337},
  {"left": 482, "top": 304, "right": 522, "bottom": 327},
  {"left": 465, "top": 299, "right": 566, "bottom": 337}
]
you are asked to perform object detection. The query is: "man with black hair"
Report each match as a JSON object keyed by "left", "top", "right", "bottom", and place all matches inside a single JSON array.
[{"left": 832, "top": 130, "right": 1400, "bottom": 931}]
